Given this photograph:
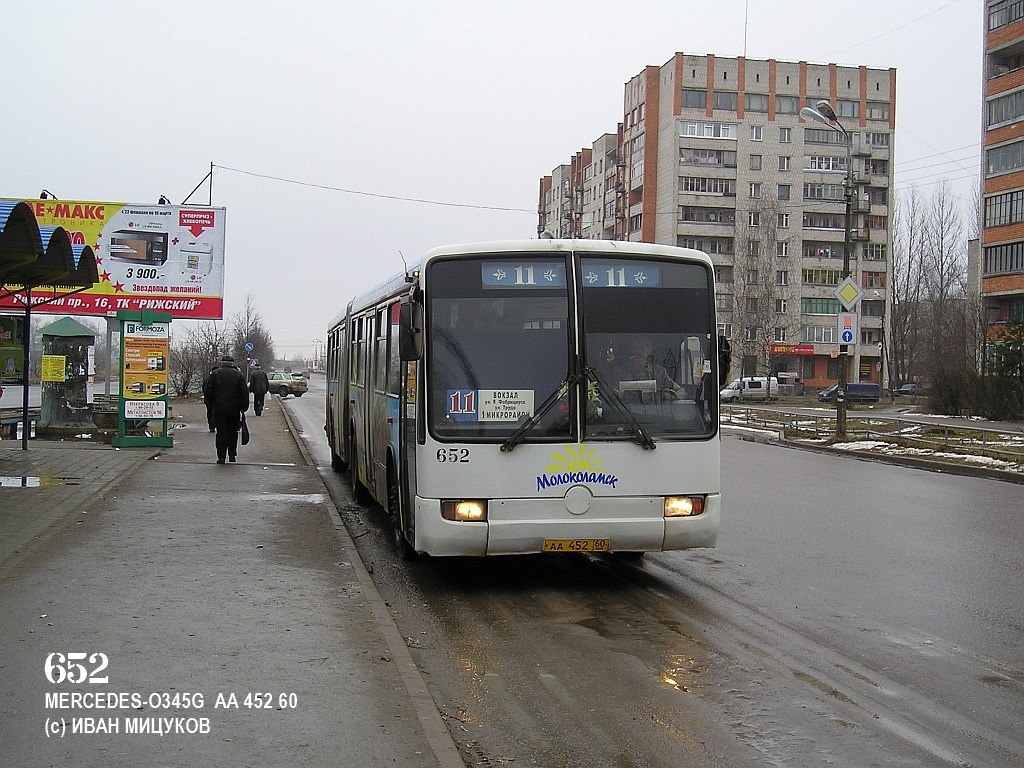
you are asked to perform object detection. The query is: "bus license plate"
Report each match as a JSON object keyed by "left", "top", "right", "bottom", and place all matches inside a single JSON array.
[{"left": 543, "top": 538, "right": 610, "bottom": 553}]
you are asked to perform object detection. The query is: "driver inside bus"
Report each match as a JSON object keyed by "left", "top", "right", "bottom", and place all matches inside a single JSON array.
[{"left": 603, "top": 337, "right": 681, "bottom": 402}]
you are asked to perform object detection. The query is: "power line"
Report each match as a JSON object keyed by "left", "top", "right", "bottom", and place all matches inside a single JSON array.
[{"left": 215, "top": 164, "right": 535, "bottom": 215}]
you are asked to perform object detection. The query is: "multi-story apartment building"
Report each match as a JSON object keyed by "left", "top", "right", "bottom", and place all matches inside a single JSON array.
[
  {"left": 539, "top": 54, "right": 896, "bottom": 391},
  {"left": 983, "top": 2, "right": 1024, "bottom": 345}
]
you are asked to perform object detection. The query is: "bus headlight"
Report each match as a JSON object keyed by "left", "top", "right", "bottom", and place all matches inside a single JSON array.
[
  {"left": 441, "top": 500, "right": 488, "bottom": 522},
  {"left": 664, "top": 496, "right": 704, "bottom": 517}
]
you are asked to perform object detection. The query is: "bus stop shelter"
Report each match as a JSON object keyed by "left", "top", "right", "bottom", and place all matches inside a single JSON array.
[{"left": 0, "top": 200, "right": 99, "bottom": 449}]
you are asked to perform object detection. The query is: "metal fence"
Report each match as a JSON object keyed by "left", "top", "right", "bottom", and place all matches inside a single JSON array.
[{"left": 721, "top": 406, "right": 1024, "bottom": 468}]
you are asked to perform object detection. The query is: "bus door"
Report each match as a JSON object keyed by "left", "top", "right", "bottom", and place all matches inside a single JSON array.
[{"left": 367, "top": 305, "right": 390, "bottom": 500}]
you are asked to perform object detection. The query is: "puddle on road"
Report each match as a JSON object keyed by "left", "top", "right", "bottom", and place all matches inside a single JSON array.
[
  {"left": 248, "top": 493, "right": 325, "bottom": 504},
  {"left": 0, "top": 476, "right": 72, "bottom": 488}
]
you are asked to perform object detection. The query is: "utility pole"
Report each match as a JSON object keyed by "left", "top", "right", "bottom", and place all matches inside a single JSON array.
[{"left": 802, "top": 101, "right": 855, "bottom": 439}]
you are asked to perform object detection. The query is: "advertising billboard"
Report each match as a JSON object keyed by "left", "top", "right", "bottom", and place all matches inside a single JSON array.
[{"left": 0, "top": 199, "right": 226, "bottom": 319}]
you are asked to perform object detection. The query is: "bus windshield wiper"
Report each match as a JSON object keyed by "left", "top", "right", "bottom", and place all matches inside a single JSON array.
[
  {"left": 500, "top": 374, "right": 578, "bottom": 452},
  {"left": 585, "top": 366, "right": 656, "bottom": 450}
]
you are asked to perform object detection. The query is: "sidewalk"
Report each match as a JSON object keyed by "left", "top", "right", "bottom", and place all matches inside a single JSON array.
[{"left": 0, "top": 398, "right": 462, "bottom": 768}]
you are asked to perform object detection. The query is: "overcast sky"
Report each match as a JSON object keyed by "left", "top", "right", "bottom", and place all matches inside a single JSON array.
[{"left": 2, "top": 0, "right": 982, "bottom": 360}]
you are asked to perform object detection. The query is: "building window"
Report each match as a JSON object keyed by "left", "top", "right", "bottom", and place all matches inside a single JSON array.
[
  {"left": 987, "top": 139, "right": 1024, "bottom": 176},
  {"left": 989, "top": 0, "right": 1024, "bottom": 31},
  {"left": 867, "top": 243, "right": 887, "bottom": 261},
  {"left": 776, "top": 270, "right": 788, "bottom": 286},
  {"left": 746, "top": 269, "right": 759, "bottom": 284},
  {"left": 680, "top": 237, "right": 735, "bottom": 254},
  {"left": 985, "top": 189, "right": 1024, "bottom": 227},
  {"left": 774, "top": 327, "right": 788, "bottom": 342},
  {"left": 803, "top": 183, "right": 844, "bottom": 201},
  {"left": 802, "top": 268, "right": 843, "bottom": 285},
  {"left": 836, "top": 99, "right": 859, "bottom": 118},
  {"left": 714, "top": 91, "right": 738, "bottom": 111},
  {"left": 630, "top": 213, "right": 642, "bottom": 231},
  {"left": 749, "top": 211, "right": 761, "bottom": 226},
  {"left": 988, "top": 89, "right": 1024, "bottom": 127},
  {"left": 777, "top": 213, "right": 790, "bottom": 228},
  {"left": 682, "top": 88, "right": 707, "bottom": 109},
  {"left": 803, "top": 243, "right": 842, "bottom": 259},
  {"left": 776, "top": 95, "right": 799, "bottom": 114},
  {"left": 775, "top": 298, "right": 787, "bottom": 314},
  {"left": 866, "top": 102, "right": 890, "bottom": 121},
  {"left": 801, "top": 297, "right": 841, "bottom": 315},
  {"left": 745, "top": 297, "right": 759, "bottom": 312},
  {"left": 778, "top": 184, "right": 791, "bottom": 200},
  {"left": 807, "top": 155, "right": 846, "bottom": 171},
  {"left": 749, "top": 182, "right": 762, "bottom": 198},
  {"left": 680, "top": 176, "right": 737, "bottom": 195},
  {"left": 744, "top": 327, "right": 759, "bottom": 342},
  {"left": 778, "top": 156, "right": 791, "bottom": 171},
  {"left": 861, "top": 271, "right": 886, "bottom": 288},
  {"left": 805, "top": 324, "right": 838, "bottom": 343},
  {"left": 804, "top": 128, "right": 847, "bottom": 146},
  {"left": 750, "top": 154, "right": 763, "bottom": 170},
  {"left": 715, "top": 265, "right": 734, "bottom": 283},
  {"left": 984, "top": 241, "right": 1024, "bottom": 275},
  {"left": 681, "top": 121, "right": 738, "bottom": 139},
  {"left": 861, "top": 299, "right": 884, "bottom": 318},
  {"left": 680, "top": 148, "right": 737, "bottom": 167},
  {"left": 718, "top": 322, "right": 733, "bottom": 337},
  {"left": 748, "top": 240, "right": 761, "bottom": 257},
  {"left": 745, "top": 93, "right": 769, "bottom": 112},
  {"left": 779, "top": 126, "right": 792, "bottom": 143},
  {"left": 777, "top": 241, "right": 790, "bottom": 257},
  {"left": 750, "top": 125, "right": 763, "bottom": 141},
  {"left": 716, "top": 293, "right": 734, "bottom": 311}
]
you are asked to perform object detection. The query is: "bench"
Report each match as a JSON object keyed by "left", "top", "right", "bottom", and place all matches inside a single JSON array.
[{"left": 0, "top": 407, "right": 40, "bottom": 440}]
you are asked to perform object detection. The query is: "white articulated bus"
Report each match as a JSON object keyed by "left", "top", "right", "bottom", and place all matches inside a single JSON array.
[{"left": 326, "top": 239, "right": 729, "bottom": 558}]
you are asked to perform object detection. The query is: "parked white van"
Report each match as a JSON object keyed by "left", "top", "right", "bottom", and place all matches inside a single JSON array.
[{"left": 720, "top": 376, "right": 779, "bottom": 403}]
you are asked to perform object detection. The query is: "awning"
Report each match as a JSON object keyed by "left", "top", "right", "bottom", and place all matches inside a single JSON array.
[{"left": 0, "top": 200, "right": 98, "bottom": 290}]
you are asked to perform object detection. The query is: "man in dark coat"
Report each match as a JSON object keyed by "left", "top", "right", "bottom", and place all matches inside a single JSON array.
[
  {"left": 202, "top": 361, "right": 220, "bottom": 432},
  {"left": 202, "top": 355, "right": 249, "bottom": 464},
  {"left": 249, "top": 363, "right": 270, "bottom": 416}
]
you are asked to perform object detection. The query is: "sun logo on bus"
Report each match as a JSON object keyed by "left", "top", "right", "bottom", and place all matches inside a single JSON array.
[{"left": 547, "top": 445, "right": 603, "bottom": 473}]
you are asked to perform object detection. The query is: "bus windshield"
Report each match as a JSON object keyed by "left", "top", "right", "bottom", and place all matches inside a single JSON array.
[
  {"left": 425, "top": 252, "right": 715, "bottom": 442},
  {"left": 580, "top": 257, "right": 715, "bottom": 440},
  {"left": 427, "top": 256, "right": 572, "bottom": 440}
]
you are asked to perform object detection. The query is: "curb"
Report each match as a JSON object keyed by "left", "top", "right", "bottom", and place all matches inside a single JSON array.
[{"left": 278, "top": 398, "right": 466, "bottom": 768}]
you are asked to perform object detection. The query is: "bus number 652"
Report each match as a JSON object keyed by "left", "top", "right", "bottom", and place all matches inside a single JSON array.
[{"left": 436, "top": 448, "right": 470, "bottom": 463}]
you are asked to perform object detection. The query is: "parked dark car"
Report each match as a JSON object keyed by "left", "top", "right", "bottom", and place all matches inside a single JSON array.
[
  {"left": 895, "top": 383, "right": 922, "bottom": 396},
  {"left": 817, "top": 382, "right": 881, "bottom": 403}
]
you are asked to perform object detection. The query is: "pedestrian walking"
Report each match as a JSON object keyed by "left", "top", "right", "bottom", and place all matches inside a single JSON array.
[
  {"left": 202, "top": 355, "right": 249, "bottom": 464},
  {"left": 202, "top": 361, "right": 220, "bottom": 432},
  {"left": 249, "top": 363, "right": 270, "bottom": 416}
]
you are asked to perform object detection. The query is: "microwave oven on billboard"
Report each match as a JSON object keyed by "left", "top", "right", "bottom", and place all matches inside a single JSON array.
[{"left": 109, "top": 230, "right": 168, "bottom": 266}]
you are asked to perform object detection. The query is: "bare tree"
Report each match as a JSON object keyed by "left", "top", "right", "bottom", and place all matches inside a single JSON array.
[
  {"left": 169, "top": 321, "right": 229, "bottom": 396},
  {"left": 230, "top": 294, "right": 275, "bottom": 372},
  {"left": 732, "top": 195, "right": 793, "bottom": 381}
]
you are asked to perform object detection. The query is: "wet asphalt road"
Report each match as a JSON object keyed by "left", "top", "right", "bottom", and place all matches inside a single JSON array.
[{"left": 290, "top": 377, "right": 1024, "bottom": 767}]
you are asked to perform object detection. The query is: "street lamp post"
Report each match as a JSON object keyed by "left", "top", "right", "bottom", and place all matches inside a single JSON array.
[
  {"left": 312, "top": 339, "right": 323, "bottom": 371},
  {"left": 801, "top": 100, "right": 854, "bottom": 439}
]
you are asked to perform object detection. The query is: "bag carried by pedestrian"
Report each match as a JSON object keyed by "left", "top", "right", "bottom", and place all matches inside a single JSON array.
[{"left": 241, "top": 413, "right": 250, "bottom": 445}]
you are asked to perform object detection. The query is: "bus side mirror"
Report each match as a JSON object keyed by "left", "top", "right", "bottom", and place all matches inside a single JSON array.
[
  {"left": 717, "top": 335, "right": 731, "bottom": 386},
  {"left": 399, "top": 302, "right": 423, "bottom": 361}
]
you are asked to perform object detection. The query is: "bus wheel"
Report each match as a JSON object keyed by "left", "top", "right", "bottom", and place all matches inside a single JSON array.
[
  {"left": 388, "top": 467, "right": 417, "bottom": 560},
  {"left": 330, "top": 450, "right": 347, "bottom": 473}
]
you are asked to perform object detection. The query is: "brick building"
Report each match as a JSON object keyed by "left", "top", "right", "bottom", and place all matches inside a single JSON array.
[{"left": 539, "top": 53, "right": 896, "bottom": 390}]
